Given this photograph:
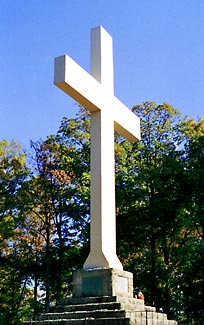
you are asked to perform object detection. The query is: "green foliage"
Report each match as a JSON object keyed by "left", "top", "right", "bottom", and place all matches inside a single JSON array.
[
  {"left": 0, "top": 140, "right": 31, "bottom": 324},
  {"left": 116, "top": 102, "right": 204, "bottom": 322},
  {"left": 0, "top": 105, "right": 204, "bottom": 324}
]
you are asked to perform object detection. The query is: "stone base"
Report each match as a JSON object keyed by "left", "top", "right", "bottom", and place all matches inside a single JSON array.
[
  {"left": 23, "top": 295, "right": 178, "bottom": 324},
  {"left": 73, "top": 268, "right": 134, "bottom": 298},
  {"left": 22, "top": 268, "right": 178, "bottom": 324}
]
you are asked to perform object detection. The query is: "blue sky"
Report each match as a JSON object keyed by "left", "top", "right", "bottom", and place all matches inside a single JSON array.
[{"left": 0, "top": 1, "right": 204, "bottom": 148}]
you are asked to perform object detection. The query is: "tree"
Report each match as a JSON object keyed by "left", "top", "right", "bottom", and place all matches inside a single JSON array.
[
  {"left": 23, "top": 108, "right": 91, "bottom": 308},
  {"left": 1, "top": 105, "right": 203, "bottom": 324},
  {"left": 177, "top": 117, "right": 204, "bottom": 323},
  {"left": 0, "top": 140, "right": 31, "bottom": 324},
  {"left": 116, "top": 102, "right": 187, "bottom": 319}
]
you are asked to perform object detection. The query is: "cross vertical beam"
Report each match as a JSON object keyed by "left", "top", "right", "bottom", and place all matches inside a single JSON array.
[
  {"left": 83, "top": 26, "right": 122, "bottom": 270},
  {"left": 54, "top": 26, "right": 140, "bottom": 271}
]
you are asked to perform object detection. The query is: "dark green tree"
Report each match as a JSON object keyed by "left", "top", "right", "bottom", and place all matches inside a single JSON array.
[
  {"left": 24, "top": 108, "right": 91, "bottom": 309},
  {"left": 177, "top": 117, "right": 204, "bottom": 324},
  {"left": 0, "top": 140, "right": 31, "bottom": 324},
  {"left": 116, "top": 102, "right": 187, "bottom": 319},
  {"left": 1, "top": 105, "right": 203, "bottom": 324}
]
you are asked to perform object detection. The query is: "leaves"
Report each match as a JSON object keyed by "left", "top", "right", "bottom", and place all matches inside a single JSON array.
[
  {"left": 116, "top": 102, "right": 204, "bottom": 321},
  {"left": 0, "top": 104, "right": 204, "bottom": 323}
]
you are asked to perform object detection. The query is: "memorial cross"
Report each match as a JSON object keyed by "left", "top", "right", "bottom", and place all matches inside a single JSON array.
[{"left": 54, "top": 26, "right": 140, "bottom": 270}]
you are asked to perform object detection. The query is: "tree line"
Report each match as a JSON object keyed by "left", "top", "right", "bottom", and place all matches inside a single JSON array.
[{"left": 0, "top": 102, "right": 203, "bottom": 324}]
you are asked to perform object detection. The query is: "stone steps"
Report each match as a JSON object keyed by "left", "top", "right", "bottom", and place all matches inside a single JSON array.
[
  {"left": 61, "top": 296, "right": 118, "bottom": 304},
  {"left": 58, "top": 295, "right": 145, "bottom": 311},
  {"left": 52, "top": 301, "right": 122, "bottom": 312},
  {"left": 34, "top": 310, "right": 127, "bottom": 321},
  {"left": 22, "top": 295, "right": 177, "bottom": 325},
  {"left": 23, "top": 318, "right": 130, "bottom": 324}
]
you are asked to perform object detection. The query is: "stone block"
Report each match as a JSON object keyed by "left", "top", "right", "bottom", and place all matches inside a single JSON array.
[{"left": 73, "top": 268, "right": 134, "bottom": 298}]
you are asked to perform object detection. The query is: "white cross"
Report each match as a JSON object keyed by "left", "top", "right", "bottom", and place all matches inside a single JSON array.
[{"left": 54, "top": 26, "right": 140, "bottom": 270}]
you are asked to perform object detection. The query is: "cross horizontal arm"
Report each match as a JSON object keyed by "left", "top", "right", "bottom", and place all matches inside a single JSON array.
[{"left": 54, "top": 55, "right": 140, "bottom": 142}]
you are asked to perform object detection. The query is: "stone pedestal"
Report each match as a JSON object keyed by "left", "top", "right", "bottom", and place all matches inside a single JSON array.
[
  {"left": 73, "top": 268, "right": 134, "bottom": 298},
  {"left": 23, "top": 268, "right": 178, "bottom": 324}
]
